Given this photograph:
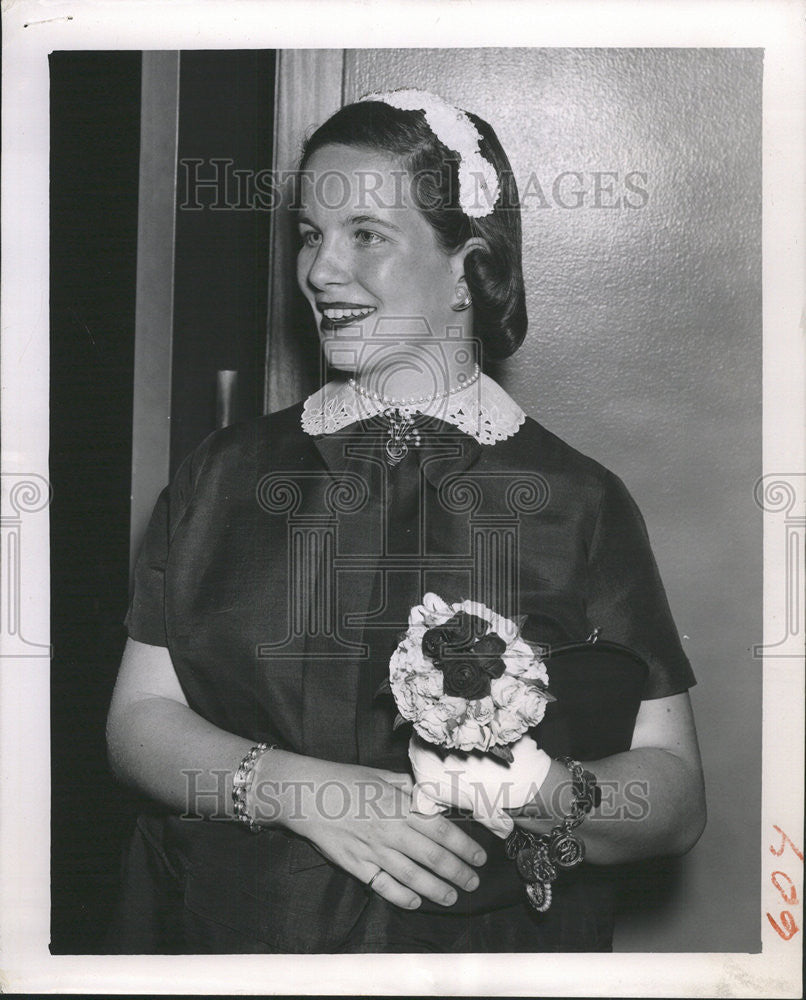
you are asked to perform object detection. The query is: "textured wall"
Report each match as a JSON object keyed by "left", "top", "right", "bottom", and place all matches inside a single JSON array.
[{"left": 345, "top": 48, "right": 762, "bottom": 953}]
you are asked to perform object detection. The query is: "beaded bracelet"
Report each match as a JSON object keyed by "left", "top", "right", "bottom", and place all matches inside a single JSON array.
[
  {"left": 505, "top": 756, "right": 601, "bottom": 912},
  {"left": 232, "top": 742, "right": 276, "bottom": 833}
]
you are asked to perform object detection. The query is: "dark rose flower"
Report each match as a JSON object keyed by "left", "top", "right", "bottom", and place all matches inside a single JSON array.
[
  {"left": 440, "top": 657, "right": 491, "bottom": 699},
  {"left": 469, "top": 632, "right": 507, "bottom": 679},
  {"left": 479, "top": 656, "right": 506, "bottom": 679},
  {"left": 473, "top": 633, "right": 506, "bottom": 658},
  {"left": 422, "top": 612, "right": 487, "bottom": 659},
  {"left": 422, "top": 625, "right": 458, "bottom": 659},
  {"left": 451, "top": 612, "right": 488, "bottom": 647}
]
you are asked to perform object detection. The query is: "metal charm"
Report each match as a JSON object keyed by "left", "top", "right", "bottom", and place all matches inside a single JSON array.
[
  {"left": 516, "top": 847, "right": 539, "bottom": 882},
  {"left": 549, "top": 831, "right": 585, "bottom": 868},
  {"left": 526, "top": 881, "right": 552, "bottom": 913}
]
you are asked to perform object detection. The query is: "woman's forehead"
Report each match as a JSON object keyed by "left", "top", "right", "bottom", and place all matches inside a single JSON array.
[{"left": 298, "top": 142, "right": 419, "bottom": 217}]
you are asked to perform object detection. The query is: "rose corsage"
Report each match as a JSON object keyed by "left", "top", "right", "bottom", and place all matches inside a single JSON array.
[{"left": 379, "top": 593, "right": 555, "bottom": 838}]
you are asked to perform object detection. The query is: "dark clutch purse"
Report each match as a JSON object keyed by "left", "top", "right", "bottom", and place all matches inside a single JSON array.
[{"left": 415, "top": 634, "right": 649, "bottom": 914}]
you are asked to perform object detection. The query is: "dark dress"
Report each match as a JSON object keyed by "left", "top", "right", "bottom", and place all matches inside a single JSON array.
[{"left": 111, "top": 396, "right": 695, "bottom": 953}]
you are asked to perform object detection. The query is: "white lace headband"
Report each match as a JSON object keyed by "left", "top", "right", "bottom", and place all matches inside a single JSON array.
[{"left": 358, "top": 88, "right": 501, "bottom": 218}]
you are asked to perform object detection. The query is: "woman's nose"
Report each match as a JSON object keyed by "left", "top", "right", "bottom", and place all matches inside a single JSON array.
[{"left": 305, "top": 238, "right": 349, "bottom": 291}]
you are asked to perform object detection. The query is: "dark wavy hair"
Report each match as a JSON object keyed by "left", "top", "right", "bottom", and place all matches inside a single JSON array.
[{"left": 298, "top": 99, "right": 527, "bottom": 361}]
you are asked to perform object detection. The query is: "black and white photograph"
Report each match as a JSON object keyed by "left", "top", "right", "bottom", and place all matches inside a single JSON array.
[{"left": 1, "top": 1, "right": 803, "bottom": 995}]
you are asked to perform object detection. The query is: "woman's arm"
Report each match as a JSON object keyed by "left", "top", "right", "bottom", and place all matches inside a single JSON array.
[
  {"left": 510, "top": 692, "right": 706, "bottom": 864},
  {"left": 107, "top": 638, "right": 487, "bottom": 909},
  {"left": 107, "top": 638, "right": 252, "bottom": 814}
]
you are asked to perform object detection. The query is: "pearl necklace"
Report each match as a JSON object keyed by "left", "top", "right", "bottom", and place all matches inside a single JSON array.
[
  {"left": 348, "top": 363, "right": 481, "bottom": 408},
  {"left": 347, "top": 364, "right": 482, "bottom": 466}
]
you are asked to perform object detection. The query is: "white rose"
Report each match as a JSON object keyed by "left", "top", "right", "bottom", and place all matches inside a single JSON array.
[
  {"left": 440, "top": 695, "right": 468, "bottom": 715},
  {"left": 390, "top": 674, "right": 419, "bottom": 720},
  {"left": 490, "top": 672, "right": 522, "bottom": 709},
  {"left": 501, "top": 637, "right": 537, "bottom": 675},
  {"left": 392, "top": 639, "right": 432, "bottom": 677},
  {"left": 516, "top": 661, "right": 543, "bottom": 681},
  {"left": 467, "top": 695, "right": 495, "bottom": 725},
  {"left": 405, "top": 625, "right": 428, "bottom": 647},
  {"left": 503, "top": 680, "right": 542, "bottom": 719},
  {"left": 518, "top": 685, "right": 549, "bottom": 726},
  {"left": 411, "top": 671, "right": 443, "bottom": 701},
  {"left": 450, "top": 717, "right": 491, "bottom": 753},
  {"left": 415, "top": 701, "right": 454, "bottom": 744},
  {"left": 490, "top": 706, "right": 528, "bottom": 744},
  {"left": 410, "top": 651, "right": 434, "bottom": 674}
]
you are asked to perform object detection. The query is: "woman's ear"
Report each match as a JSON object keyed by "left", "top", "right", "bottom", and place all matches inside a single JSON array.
[
  {"left": 448, "top": 238, "right": 489, "bottom": 311},
  {"left": 449, "top": 236, "right": 489, "bottom": 280}
]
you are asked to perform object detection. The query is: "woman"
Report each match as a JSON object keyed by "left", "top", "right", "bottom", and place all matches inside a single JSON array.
[{"left": 107, "top": 89, "right": 706, "bottom": 953}]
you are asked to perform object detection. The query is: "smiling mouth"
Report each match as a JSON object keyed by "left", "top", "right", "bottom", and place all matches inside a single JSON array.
[{"left": 319, "top": 305, "right": 376, "bottom": 330}]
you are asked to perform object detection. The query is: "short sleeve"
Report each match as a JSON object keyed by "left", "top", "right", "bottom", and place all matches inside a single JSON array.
[
  {"left": 124, "top": 441, "right": 211, "bottom": 647},
  {"left": 124, "top": 484, "right": 171, "bottom": 646},
  {"left": 586, "top": 470, "right": 696, "bottom": 699}
]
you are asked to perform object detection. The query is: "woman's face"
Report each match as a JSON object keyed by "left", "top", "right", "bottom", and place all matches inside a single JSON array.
[{"left": 297, "top": 143, "right": 468, "bottom": 381}]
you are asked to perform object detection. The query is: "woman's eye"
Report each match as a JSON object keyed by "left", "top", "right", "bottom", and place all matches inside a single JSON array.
[
  {"left": 299, "top": 230, "right": 321, "bottom": 248},
  {"left": 355, "top": 230, "right": 384, "bottom": 247}
]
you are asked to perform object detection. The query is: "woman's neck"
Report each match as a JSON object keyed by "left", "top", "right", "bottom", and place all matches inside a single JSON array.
[{"left": 349, "top": 350, "right": 480, "bottom": 406}]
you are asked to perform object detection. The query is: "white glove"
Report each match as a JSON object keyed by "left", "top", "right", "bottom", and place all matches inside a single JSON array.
[{"left": 408, "top": 733, "right": 552, "bottom": 839}]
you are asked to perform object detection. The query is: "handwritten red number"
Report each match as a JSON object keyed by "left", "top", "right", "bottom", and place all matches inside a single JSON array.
[
  {"left": 771, "top": 871, "right": 799, "bottom": 906},
  {"left": 769, "top": 825, "right": 804, "bottom": 862},
  {"left": 767, "top": 826, "right": 802, "bottom": 941},
  {"left": 767, "top": 910, "right": 799, "bottom": 941}
]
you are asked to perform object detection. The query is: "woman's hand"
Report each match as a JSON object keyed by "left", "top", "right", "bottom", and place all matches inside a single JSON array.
[
  {"left": 108, "top": 640, "right": 488, "bottom": 910},
  {"left": 407, "top": 732, "right": 552, "bottom": 839},
  {"left": 260, "top": 754, "right": 487, "bottom": 910}
]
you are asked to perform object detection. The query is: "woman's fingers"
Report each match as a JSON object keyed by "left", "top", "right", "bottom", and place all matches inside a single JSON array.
[
  {"left": 406, "top": 811, "right": 487, "bottom": 868},
  {"left": 397, "top": 829, "right": 482, "bottom": 894},
  {"left": 285, "top": 766, "right": 489, "bottom": 911},
  {"left": 362, "top": 865, "right": 421, "bottom": 911},
  {"left": 375, "top": 848, "right": 463, "bottom": 908}
]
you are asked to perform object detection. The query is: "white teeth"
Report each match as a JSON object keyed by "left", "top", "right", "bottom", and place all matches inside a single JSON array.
[{"left": 321, "top": 307, "right": 375, "bottom": 321}]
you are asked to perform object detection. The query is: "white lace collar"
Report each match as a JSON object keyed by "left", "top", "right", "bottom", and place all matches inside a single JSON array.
[{"left": 300, "top": 372, "right": 526, "bottom": 446}]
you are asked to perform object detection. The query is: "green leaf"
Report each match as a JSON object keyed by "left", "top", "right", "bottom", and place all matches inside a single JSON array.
[
  {"left": 375, "top": 677, "right": 392, "bottom": 698},
  {"left": 392, "top": 712, "right": 409, "bottom": 731},
  {"left": 488, "top": 744, "right": 514, "bottom": 764}
]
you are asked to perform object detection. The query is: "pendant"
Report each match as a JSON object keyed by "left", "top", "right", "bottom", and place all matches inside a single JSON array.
[
  {"left": 383, "top": 408, "right": 420, "bottom": 466},
  {"left": 385, "top": 437, "right": 408, "bottom": 465}
]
